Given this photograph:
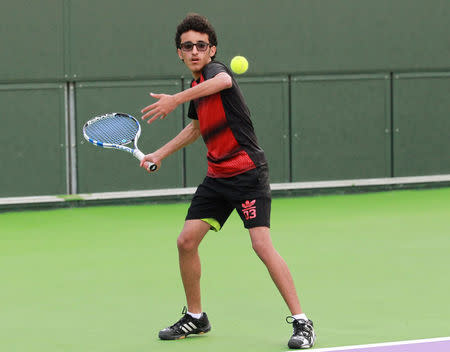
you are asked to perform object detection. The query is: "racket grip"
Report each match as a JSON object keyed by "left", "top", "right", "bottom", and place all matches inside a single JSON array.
[
  {"left": 145, "top": 161, "right": 158, "bottom": 171},
  {"left": 134, "top": 150, "right": 158, "bottom": 172}
]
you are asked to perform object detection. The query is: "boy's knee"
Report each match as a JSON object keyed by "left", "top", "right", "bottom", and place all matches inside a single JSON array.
[
  {"left": 177, "top": 231, "right": 199, "bottom": 253},
  {"left": 252, "top": 237, "right": 274, "bottom": 260}
]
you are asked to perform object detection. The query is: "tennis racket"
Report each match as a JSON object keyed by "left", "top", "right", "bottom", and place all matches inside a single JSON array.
[{"left": 83, "top": 112, "right": 157, "bottom": 171}]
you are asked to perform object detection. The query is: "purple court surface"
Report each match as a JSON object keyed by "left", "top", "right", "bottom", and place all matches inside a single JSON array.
[{"left": 292, "top": 337, "right": 450, "bottom": 352}]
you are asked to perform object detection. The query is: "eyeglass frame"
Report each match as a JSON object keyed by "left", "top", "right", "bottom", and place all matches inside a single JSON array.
[{"left": 179, "top": 41, "right": 212, "bottom": 52}]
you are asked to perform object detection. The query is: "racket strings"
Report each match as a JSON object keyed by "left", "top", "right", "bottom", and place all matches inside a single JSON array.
[{"left": 85, "top": 114, "right": 139, "bottom": 145}]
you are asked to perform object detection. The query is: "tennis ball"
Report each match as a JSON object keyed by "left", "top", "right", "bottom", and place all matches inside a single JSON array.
[{"left": 230, "top": 56, "right": 248, "bottom": 74}]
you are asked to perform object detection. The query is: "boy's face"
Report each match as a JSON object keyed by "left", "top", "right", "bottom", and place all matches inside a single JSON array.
[{"left": 177, "top": 30, "right": 216, "bottom": 79}]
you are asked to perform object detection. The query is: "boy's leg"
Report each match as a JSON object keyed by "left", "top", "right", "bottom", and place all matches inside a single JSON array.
[
  {"left": 158, "top": 219, "right": 212, "bottom": 341},
  {"left": 248, "top": 226, "right": 302, "bottom": 315},
  {"left": 177, "top": 219, "right": 211, "bottom": 313}
]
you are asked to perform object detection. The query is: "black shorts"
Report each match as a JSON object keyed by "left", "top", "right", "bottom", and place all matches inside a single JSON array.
[{"left": 186, "top": 164, "right": 272, "bottom": 231}]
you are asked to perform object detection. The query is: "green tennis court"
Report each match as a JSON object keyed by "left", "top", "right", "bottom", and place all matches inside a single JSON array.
[{"left": 1, "top": 188, "right": 449, "bottom": 352}]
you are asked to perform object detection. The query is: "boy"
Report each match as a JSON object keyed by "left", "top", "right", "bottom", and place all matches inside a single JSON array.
[{"left": 140, "top": 13, "right": 316, "bottom": 349}]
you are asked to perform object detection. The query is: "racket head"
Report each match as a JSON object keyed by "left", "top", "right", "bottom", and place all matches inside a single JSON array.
[{"left": 83, "top": 112, "right": 141, "bottom": 151}]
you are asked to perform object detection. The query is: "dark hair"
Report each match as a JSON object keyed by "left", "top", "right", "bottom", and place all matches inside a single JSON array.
[{"left": 175, "top": 13, "right": 218, "bottom": 60}]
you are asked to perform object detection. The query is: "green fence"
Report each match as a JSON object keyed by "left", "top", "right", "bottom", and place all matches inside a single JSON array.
[{"left": 0, "top": 0, "right": 449, "bottom": 197}]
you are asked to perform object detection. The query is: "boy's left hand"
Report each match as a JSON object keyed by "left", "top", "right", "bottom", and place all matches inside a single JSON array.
[{"left": 141, "top": 93, "right": 178, "bottom": 124}]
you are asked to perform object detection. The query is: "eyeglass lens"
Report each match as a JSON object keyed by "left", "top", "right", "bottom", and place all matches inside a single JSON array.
[{"left": 180, "top": 41, "right": 210, "bottom": 51}]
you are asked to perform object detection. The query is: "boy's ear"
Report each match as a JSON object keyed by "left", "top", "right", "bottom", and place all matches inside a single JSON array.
[
  {"left": 177, "top": 48, "right": 184, "bottom": 61},
  {"left": 209, "top": 45, "right": 217, "bottom": 58}
]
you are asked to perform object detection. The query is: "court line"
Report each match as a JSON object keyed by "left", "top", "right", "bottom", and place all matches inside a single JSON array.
[
  {"left": 271, "top": 174, "right": 450, "bottom": 191},
  {"left": 1, "top": 174, "right": 449, "bottom": 206},
  {"left": 291, "top": 336, "right": 450, "bottom": 352}
]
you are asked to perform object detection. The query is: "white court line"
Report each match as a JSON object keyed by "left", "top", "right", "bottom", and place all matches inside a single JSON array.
[
  {"left": 272, "top": 174, "right": 450, "bottom": 191},
  {"left": 1, "top": 174, "right": 449, "bottom": 207},
  {"left": 288, "top": 336, "right": 450, "bottom": 352}
]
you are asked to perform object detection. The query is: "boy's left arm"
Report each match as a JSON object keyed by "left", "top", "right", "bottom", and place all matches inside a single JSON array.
[{"left": 141, "top": 72, "right": 232, "bottom": 124}]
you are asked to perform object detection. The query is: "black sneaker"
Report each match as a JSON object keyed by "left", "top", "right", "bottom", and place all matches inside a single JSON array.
[
  {"left": 286, "top": 316, "right": 316, "bottom": 349},
  {"left": 159, "top": 307, "right": 211, "bottom": 340}
]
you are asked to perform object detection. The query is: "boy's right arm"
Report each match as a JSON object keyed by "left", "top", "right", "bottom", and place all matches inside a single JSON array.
[{"left": 140, "top": 120, "right": 201, "bottom": 172}]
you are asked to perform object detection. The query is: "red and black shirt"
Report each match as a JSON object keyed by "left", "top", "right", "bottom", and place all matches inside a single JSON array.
[{"left": 188, "top": 61, "right": 267, "bottom": 178}]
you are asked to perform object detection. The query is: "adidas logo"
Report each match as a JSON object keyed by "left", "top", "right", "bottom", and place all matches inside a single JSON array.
[
  {"left": 180, "top": 322, "right": 197, "bottom": 333},
  {"left": 242, "top": 199, "right": 257, "bottom": 220}
]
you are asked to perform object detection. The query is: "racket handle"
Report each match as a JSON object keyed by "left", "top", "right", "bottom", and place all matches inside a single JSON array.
[
  {"left": 145, "top": 161, "right": 158, "bottom": 171},
  {"left": 134, "top": 150, "right": 158, "bottom": 172}
]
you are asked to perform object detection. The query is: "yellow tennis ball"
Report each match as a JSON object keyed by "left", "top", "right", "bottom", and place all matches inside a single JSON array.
[{"left": 230, "top": 56, "right": 248, "bottom": 74}]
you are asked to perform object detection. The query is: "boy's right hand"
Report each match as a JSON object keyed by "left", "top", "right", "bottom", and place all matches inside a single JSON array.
[{"left": 140, "top": 153, "right": 161, "bottom": 173}]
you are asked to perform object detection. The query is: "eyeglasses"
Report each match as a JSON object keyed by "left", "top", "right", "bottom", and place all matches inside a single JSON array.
[{"left": 179, "top": 41, "right": 211, "bottom": 52}]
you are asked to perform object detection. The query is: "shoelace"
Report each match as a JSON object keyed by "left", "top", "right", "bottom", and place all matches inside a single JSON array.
[
  {"left": 169, "top": 306, "right": 191, "bottom": 330},
  {"left": 286, "top": 316, "right": 313, "bottom": 338}
]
